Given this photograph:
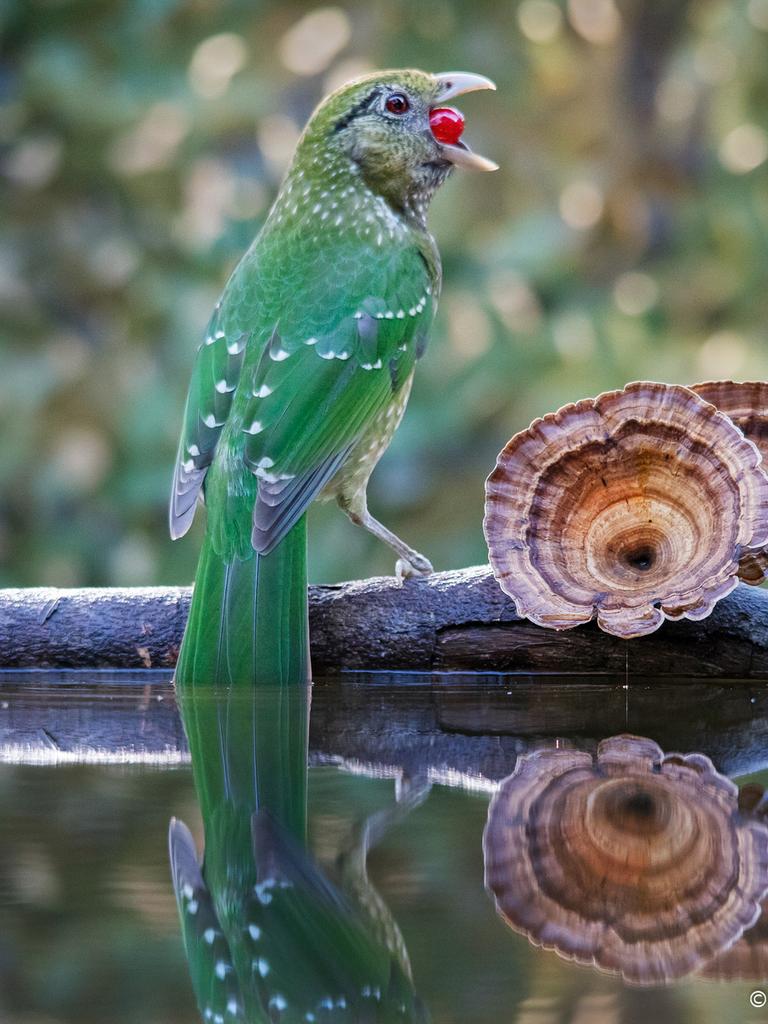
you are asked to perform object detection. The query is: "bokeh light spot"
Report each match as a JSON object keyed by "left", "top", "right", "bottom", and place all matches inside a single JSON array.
[
  {"left": 488, "top": 270, "right": 542, "bottom": 334},
  {"left": 279, "top": 7, "right": 351, "bottom": 76},
  {"left": 108, "top": 103, "right": 190, "bottom": 176},
  {"left": 696, "top": 330, "right": 748, "bottom": 379},
  {"left": 257, "top": 114, "right": 301, "bottom": 179},
  {"left": 613, "top": 272, "right": 659, "bottom": 317},
  {"left": 188, "top": 33, "right": 248, "bottom": 100},
  {"left": 324, "top": 58, "right": 375, "bottom": 94},
  {"left": 176, "top": 159, "right": 237, "bottom": 249},
  {"left": 445, "top": 292, "right": 492, "bottom": 361},
  {"left": 3, "top": 136, "right": 62, "bottom": 189},
  {"left": 87, "top": 237, "right": 140, "bottom": 288},
  {"left": 748, "top": 0, "right": 768, "bottom": 30},
  {"left": 552, "top": 310, "right": 596, "bottom": 362},
  {"left": 719, "top": 124, "right": 768, "bottom": 174},
  {"left": 656, "top": 75, "right": 697, "bottom": 124},
  {"left": 693, "top": 41, "right": 736, "bottom": 84},
  {"left": 567, "top": 0, "right": 621, "bottom": 45},
  {"left": 518, "top": 0, "right": 563, "bottom": 43},
  {"left": 110, "top": 533, "right": 157, "bottom": 586},
  {"left": 559, "top": 179, "right": 604, "bottom": 230},
  {"left": 50, "top": 428, "right": 112, "bottom": 494}
]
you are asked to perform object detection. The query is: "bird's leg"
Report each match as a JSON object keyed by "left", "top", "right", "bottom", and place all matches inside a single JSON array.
[{"left": 338, "top": 493, "right": 433, "bottom": 579}]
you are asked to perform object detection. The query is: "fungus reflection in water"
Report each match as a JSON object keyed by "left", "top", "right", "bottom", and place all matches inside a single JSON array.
[
  {"left": 701, "top": 782, "right": 768, "bottom": 982},
  {"left": 483, "top": 734, "right": 768, "bottom": 986}
]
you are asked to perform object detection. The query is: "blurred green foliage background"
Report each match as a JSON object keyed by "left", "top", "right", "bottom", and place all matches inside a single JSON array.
[{"left": 2, "top": 0, "right": 768, "bottom": 588}]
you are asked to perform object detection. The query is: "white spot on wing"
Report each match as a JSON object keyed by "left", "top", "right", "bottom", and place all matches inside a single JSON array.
[
  {"left": 226, "top": 335, "right": 246, "bottom": 355},
  {"left": 255, "top": 879, "right": 275, "bottom": 904},
  {"left": 253, "top": 957, "right": 270, "bottom": 976},
  {"left": 318, "top": 349, "right": 350, "bottom": 360}
]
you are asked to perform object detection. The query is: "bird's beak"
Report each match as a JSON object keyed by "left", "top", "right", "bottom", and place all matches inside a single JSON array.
[
  {"left": 435, "top": 72, "right": 497, "bottom": 102},
  {"left": 437, "top": 138, "right": 499, "bottom": 173},
  {"left": 433, "top": 71, "right": 499, "bottom": 173}
]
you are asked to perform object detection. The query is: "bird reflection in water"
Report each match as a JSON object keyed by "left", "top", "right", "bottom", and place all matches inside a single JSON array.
[
  {"left": 484, "top": 734, "right": 768, "bottom": 988},
  {"left": 168, "top": 681, "right": 429, "bottom": 1022}
]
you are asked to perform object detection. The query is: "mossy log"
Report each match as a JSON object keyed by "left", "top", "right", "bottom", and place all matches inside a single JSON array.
[{"left": 1, "top": 565, "right": 768, "bottom": 677}]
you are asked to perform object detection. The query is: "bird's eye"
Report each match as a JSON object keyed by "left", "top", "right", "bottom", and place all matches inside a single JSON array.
[{"left": 385, "top": 93, "right": 410, "bottom": 115}]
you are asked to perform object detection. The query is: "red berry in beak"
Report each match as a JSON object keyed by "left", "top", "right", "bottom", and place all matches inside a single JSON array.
[{"left": 429, "top": 106, "right": 465, "bottom": 146}]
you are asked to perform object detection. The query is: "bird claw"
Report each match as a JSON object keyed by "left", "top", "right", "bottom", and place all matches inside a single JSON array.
[
  {"left": 395, "top": 771, "right": 432, "bottom": 807},
  {"left": 395, "top": 553, "right": 434, "bottom": 580}
]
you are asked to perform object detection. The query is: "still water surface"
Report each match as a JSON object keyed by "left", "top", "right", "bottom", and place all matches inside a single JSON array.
[{"left": 0, "top": 672, "right": 766, "bottom": 1024}]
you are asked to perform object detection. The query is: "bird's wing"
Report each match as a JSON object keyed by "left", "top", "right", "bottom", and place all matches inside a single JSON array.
[
  {"left": 169, "top": 303, "right": 248, "bottom": 539},
  {"left": 239, "top": 811, "right": 394, "bottom": 1008},
  {"left": 168, "top": 817, "right": 247, "bottom": 1022},
  {"left": 202, "top": 231, "right": 437, "bottom": 559}
]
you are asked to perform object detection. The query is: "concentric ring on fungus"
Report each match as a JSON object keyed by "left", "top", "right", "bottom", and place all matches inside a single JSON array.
[
  {"left": 483, "top": 736, "right": 768, "bottom": 986},
  {"left": 691, "top": 380, "right": 768, "bottom": 585},
  {"left": 483, "top": 381, "right": 768, "bottom": 639}
]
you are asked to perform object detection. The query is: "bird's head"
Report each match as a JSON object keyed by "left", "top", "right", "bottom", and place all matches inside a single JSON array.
[{"left": 296, "top": 69, "right": 497, "bottom": 216}]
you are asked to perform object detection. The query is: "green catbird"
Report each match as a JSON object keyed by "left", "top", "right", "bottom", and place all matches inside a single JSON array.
[{"left": 170, "top": 69, "right": 496, "bottom": 687}]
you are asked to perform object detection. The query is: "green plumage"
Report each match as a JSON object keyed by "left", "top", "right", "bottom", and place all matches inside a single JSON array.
[
  {"left": 170, "top": 689, "right": 429, "bottom": 1023},
  {"left": 172, "top": 70, "right": 445, "bottom": 690},
  {"left": 167, "top": 65, "right": 494, "bottom": 1024}
]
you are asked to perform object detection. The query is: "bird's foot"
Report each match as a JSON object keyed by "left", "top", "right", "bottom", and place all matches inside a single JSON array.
[
  {"left": 395, "top": 771, "right": 432, "bottom": 808},
  {"left": 395, "top": 552, "right": 434, "bottom": 580}
]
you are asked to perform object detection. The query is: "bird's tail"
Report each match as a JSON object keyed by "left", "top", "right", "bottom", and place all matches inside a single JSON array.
[
  {"left": 175, "top": 515, "right": 310, "bottom": 838},
  {"left": 176, "top": 513, "right": 309, "bottom": 688}
]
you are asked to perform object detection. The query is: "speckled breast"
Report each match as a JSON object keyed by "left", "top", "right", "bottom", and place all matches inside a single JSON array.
[{"left": 320, "top": 371, "right": 415, "bottom": 503}]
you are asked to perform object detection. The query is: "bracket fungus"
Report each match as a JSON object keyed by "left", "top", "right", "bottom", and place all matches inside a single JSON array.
[
  {"left": 701, "top": 899, "right": 768, "bottom": 982},
  {"left": 700, "top": 783, "right": 768, "bottom": 981},
  {"left": 484, "top": 381, "right": 768, "bottom": 639},
  {"left": 483, "top": 735, "right": 768, "bottom": 986},
  {"left": 691, "top": 380, "right": 768, "bottom": 585}
]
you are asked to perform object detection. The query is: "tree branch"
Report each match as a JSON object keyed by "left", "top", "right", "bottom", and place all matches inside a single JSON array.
[{"left": 1, "top": 566, "right": 768, "bottom": 676}]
